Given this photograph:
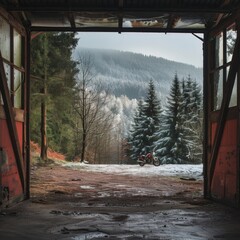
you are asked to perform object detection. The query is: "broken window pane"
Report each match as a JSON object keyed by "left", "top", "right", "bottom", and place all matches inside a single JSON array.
[
  {"left": 213, "top": 69, "right": 223, "bottom": 111},
  {"left": 226, "top": 66, "right": 237, "bottom": 108},
  {"left": 226, "top": 25, "right": 237, "bottom": 63},
  {"left": 0, "top": 16, "right": 10, "bottom": 61}
]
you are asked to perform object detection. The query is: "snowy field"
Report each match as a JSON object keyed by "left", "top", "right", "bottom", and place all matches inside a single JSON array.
[{"left": 63, "top": 163, "right": 203, "bottom": 181}]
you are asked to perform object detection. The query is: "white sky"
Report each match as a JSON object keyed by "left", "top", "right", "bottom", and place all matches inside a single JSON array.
[{"left": 77, "top": 32, "right": 203, "bottom": 68}]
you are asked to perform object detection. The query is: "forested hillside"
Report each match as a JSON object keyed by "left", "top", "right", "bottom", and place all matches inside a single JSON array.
[{"left": 74, "top": 48, "right": 203, "bottom": 103}]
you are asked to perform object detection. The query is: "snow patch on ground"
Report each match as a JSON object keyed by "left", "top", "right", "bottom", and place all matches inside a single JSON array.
[{"left": 63, "top": 162, "right": 203, "bottom": 180}]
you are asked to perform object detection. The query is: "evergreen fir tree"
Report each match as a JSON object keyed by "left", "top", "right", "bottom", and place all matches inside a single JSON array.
[
  {"left": 142, "top": 80, "right": 162, "bottom": 152},
  {"left": 154, "top": 74, "right": 189, "bottom": 164},
  {"left": 128, "top": 80, "right": 162, "bottom": 162},
  {"left": 180, "top": 76, "right": 194, "bottom": 161},
  {"left": 186, "top": 79, "right": 203, "bottom": 163},
  {"left": 31, "top": 32, "right": 78, "bottom": 159},
  {"left": 128, "top": 99, "right": 145, "bottom": 161},
  {"left": 143, "top": 80, "right": 162, "bottom": 123},
  {"left": 180, "top": 76, "right": 203, "bottom": 163}
]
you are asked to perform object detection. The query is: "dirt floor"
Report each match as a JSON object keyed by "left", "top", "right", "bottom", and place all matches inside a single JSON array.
[{"left": 1, "top": 162, "right": 240, "bottom": 240}]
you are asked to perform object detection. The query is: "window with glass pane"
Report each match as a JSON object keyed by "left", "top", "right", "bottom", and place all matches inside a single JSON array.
[
  {"left": 0, "top": 16, "right": 10, "bottom": 61},
  {"left": 14, "top": 69, "right": 22, "bottom": 108},
  {"left": 215, "top": 32, "right": 224, "bottom": 68},
  {"left": 226, "top": 66, "right": 238, "bottom": 107},
  {"left": 0, "top": 17, "right": 25, "bottom": 110},
  {"left": 0, "top": 63, "right": 11, "bottom": 106},
  {"left": 226, "top": 25, "right": 237, "bottom": 63},
  {"left": 14, "top": 30, "right": 22, "bottom": 67},
  {"left": 229, "top": 78, "right": 237, "bottom": 108},
  {"left": 213, "top": 69, "right": 223, "bottom": 110},
  {"left": 3, "top": 63, "right": 11, "bottom": 90}
]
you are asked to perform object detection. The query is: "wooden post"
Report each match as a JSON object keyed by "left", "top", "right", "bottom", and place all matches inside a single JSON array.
[
  {"left": 40, "top": 34, "right": 48, "bottom": 161},
  {"left": 25, "top": 28, "right": 31, "bottom": 199},
  {"left": 203, "top": 31, "right": 210, "bottom": 198}
]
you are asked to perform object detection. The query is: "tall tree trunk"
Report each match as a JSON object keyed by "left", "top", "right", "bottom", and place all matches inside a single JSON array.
[
  {"left": 80, "top": 73, "right": 86, "bottom": 162},
  {"left": 40, "top": 34, "right": 48, "bottom": 161},
  {"left": 40, "top": 86, "right": 47, "bottom": 161},
  {"left": 81, "top": 130, "right": 86, "bottom": 162}
]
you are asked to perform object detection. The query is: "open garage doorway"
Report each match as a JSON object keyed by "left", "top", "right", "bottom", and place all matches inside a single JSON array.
[
  {"left": 30, "top": 31, "right": 204, "bottom": 164},
  {"left": 29, "top": 30, "right": 204, "bottom": 188},
  {"left": 1, "top": 1, "right": 240, "bottom": 239}
]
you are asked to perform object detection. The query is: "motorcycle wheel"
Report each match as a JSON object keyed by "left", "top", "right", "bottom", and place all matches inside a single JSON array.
[
  {"left": 139, "top": 162, "right": 145, "bottom": 167},
  {"left": 153, "top": 157, "right": 161, "bottom": 166}
]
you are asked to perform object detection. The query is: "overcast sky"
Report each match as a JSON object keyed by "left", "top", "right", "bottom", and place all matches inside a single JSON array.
[{"left": 77, "top": 32, "right": 203, "bottom": 68}]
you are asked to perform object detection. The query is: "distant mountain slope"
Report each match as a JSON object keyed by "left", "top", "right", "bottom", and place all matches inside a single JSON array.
[{"left": 74, "top": 48, "right": 203, "bottom": 102}]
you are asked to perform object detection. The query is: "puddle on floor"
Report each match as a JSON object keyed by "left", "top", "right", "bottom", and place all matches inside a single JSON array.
[
  {"left": 71, "top": 231, "right": 108, "bottom": 239},
  {"left": 80, "top": 185, "right": 95, "bottom": 189}
]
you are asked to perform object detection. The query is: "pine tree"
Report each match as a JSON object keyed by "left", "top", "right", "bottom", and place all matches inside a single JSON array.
[
  {"left": 180, "top": 76, "right": 194, "bottom": 161},
  {"left": 143, "top": 80, "right": 161, "bottom": 123},
  {"left": 31, "top": 32, "right": 78, "bottom": 160},
  {"left": 142, "top": 80, "right": 162, "bottom": 152},
  {"left": 154, "top": 74, "right": 189, "bottom": 164},
  {"left": 182, "top": 78, "right": 203, "bottom": 163},
  {"left": 128, "top": 80, "right": 162, "bottom": 162},
  {"left": 128, "top": 99, "right": 145, "bottom": 161}
]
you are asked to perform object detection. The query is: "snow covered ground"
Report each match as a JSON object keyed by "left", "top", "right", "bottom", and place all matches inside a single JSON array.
[{"left": 63, "top": 162, "right": 203, "bottom": 181}]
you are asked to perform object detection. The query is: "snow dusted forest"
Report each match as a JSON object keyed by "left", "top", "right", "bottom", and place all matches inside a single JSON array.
[
  {"left": 75, "top": 48, "right": 203, "bottom": 102},
  {"left": 30, "top": 33, "right": 203, "bottom": 164},
  {"left": 128, "top": 77, "right": 202, "bottom": 165},
  {"left": 73, "top": 48, "right": 203, "bottom": 164}
]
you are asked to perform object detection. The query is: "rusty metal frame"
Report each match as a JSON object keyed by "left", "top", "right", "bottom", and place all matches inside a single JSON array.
[
  {"left": 208, "top": 26, "right": 240, "bottom": 192},
  {"left": 0, "top": 51, "right": 25, "bottom": 191}
]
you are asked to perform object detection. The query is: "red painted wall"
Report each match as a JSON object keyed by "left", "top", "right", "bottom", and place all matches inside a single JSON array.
[
  {"left": 0, "top": 118, "right": 24, "bottom": 204},
  {"left": 211, "top": 119, "right": 237, "bottom": 204}
]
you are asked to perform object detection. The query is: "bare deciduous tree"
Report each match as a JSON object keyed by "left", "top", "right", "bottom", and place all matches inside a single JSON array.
[{"left": 73, "top": 53, "right": 113, "bottom": 162}]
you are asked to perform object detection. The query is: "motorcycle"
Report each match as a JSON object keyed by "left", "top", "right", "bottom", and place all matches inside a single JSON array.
[{"left": 137, "top": 152, "right": 161, "bottom": 167}]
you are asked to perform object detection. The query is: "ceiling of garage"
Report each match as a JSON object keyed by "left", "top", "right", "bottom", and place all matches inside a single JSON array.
[{"left": 1, "top": 0, "right": 240, "bottom": 33}]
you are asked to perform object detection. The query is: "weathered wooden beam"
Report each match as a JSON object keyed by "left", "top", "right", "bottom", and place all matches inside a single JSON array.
[
  {"left": 0, "top": 106, "right": 24, "bottom": 122},
  {"left": 203, "top": 32, "right": 210, "bottom": 198},
  {"left": 5, "top": 6, "right": 233, "bottom": 14},
  {"left": 210, "top": 7, "right": 240, "bottom": 37},
  {"left": 67, "top": 13, "right": 76, "bottom": 29},
  {"left": 25, "top": 29, "right": 31, "bottom": 199},
  {"left": 0, "top": 52, "right": 25, "bottom": 191},
  {"left": 209, "top": 29, "right": 240, "bottom": 191},
  {"left": 30, "top": 26, "right": 205, "bottom": 34}
]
